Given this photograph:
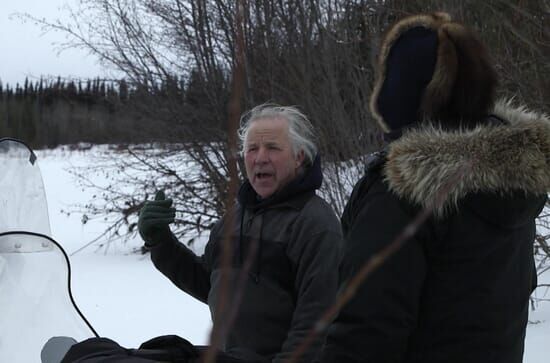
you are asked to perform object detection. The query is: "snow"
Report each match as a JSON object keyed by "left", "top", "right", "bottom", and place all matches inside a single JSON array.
[
  {"left": 37, "top": 147, "right": 212, "bottom": 349},
  {"left": 34, "top": 146, "right": 550, "bottom": 361}
]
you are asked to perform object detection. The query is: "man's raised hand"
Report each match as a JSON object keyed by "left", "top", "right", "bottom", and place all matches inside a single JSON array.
[{"left": 138, "top": 190, "right": 176, "bottom": 247}]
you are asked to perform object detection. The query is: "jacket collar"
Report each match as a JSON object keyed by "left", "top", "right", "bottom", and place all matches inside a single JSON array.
[{"left": 384, "top": 99, "right": 550, "bottom": 217}]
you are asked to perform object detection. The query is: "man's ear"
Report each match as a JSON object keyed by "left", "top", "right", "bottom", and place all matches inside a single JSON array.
[{"left": 295, "top": 150, "right": 305, "bottom": 168}]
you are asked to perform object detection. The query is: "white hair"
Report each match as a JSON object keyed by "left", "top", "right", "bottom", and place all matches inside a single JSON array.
[{"left": 238, "top": 103, "right": 318, "bottom": 166}]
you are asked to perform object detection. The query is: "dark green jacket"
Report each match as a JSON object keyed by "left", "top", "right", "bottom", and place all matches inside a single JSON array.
[
  {"left": 322, "top": 102, "right": 550, "bottom": 363},
  {"left": 150, "top": 157, "right": 342, "bottom": 362}
]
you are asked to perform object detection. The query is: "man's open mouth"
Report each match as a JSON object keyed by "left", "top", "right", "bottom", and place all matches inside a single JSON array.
[{"left": 256, "top": 172, "right": 273, "bottom": 180}]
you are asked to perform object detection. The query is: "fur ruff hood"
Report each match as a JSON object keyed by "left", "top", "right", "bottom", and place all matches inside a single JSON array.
[
  {"left": 384, "top": 100, "right": 550, "bottom": 217},
  {"left": 371, "top": 12, "right": 497, "bottom": 133}
]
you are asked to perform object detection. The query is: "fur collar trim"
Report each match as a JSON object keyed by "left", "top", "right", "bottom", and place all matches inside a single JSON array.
[{"left": 384, "top": 100, "right": 550, "bottom": 216}]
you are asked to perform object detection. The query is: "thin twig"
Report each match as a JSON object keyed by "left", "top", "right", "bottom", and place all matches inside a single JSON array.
[{"left": 202, "top": 1, "right": 246, "bottom": 362}]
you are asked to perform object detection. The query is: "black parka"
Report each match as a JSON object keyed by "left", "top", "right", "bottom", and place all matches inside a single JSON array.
[
  {"left": 322, "top": 102, "right": 550, "bottom": 363},
  {"left": 150, "top": 157, "right": 342, "bottom": 362}
]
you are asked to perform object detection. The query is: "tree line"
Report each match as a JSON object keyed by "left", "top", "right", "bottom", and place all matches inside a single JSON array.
[
  {"left": 0, "top": 75, "right": 230, "bottom": 148},
  {"left": 7, "top": 0, "right": 550, "bottom": 156}
]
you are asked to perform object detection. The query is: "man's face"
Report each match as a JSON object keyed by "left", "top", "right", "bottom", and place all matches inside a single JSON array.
[{"left": 244, "top": 117, "right": 305, "bottom": 199}]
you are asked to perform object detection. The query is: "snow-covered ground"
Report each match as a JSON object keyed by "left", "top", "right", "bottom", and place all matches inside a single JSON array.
[
  {"left": 34, "top": 146, "right": 550, "bottom": 361},
  {"left": 37, "top": 147, "right": 212, "bottom": 349}
]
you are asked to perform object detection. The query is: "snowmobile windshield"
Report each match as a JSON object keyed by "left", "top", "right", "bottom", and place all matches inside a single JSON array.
[
  {"left": 0, "top": 138, "right": 51, "bottom": 238},
  {"left": 0, "top": 139, "right": 97, "bottom": 363},
  {"left": 0, "top": 233, "right": 97, "bottom": 362}
]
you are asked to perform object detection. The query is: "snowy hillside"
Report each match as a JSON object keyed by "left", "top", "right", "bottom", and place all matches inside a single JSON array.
[{"left": 35, "top": 146, "right": 549, "bottom": 361}]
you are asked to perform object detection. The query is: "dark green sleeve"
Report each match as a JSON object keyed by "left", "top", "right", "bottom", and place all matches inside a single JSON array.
[{"left": 149, "top": 225, "right": 217, "bottom": 304}]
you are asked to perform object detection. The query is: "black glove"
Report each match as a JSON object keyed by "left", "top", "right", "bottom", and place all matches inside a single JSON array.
[
  {"left": 138, "top": 190, "right": 176, "bottom": 247},
  {"left": 138, "top": 335, "right": 198, "bottom": 361}
]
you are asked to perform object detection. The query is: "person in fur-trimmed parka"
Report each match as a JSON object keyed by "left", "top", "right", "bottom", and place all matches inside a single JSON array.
[{"left": 321, "top": 12, "right": 550, "bottom": 363}]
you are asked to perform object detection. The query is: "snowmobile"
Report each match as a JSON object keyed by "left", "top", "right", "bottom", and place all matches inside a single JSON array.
[
  {"left": 0, "top": 138, "right": 98, "bottom": 362},
  {"left": 0, "top": 138, "right": 240, "bottom": 363}
]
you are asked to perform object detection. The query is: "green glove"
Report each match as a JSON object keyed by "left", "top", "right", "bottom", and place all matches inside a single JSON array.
[{"left": 138, "top": 190, "right": 176, "bottom": 247}]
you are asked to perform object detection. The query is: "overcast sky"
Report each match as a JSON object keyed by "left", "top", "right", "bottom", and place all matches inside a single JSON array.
[{"left": 1, "top": 0, "right": 106, "bottom": 86}]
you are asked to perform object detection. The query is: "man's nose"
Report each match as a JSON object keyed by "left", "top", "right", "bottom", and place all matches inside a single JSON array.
[{"left": 255, "top": 147, "right": 269, "bottom": 163}]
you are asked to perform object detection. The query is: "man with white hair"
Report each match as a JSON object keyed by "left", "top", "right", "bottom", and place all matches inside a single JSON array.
[{"left": 139, "top": 104, "right": 343, "bottom": 362}]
